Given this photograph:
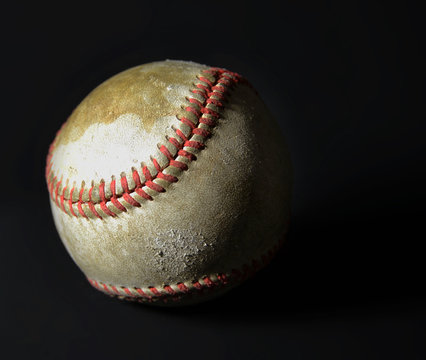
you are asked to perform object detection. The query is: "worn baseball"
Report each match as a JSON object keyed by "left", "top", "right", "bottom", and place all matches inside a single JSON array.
[{"left": 46, "top": 60, "right": 292, "bottom": 306}]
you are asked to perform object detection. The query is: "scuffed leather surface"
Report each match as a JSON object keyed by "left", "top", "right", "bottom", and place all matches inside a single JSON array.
[{"left": 49, "top": 60, "right": 292, "bottom": 292}]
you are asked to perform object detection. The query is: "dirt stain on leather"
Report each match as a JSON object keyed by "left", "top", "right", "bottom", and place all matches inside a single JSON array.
[{"left": 56, "top": 61, "right": 206, "bottom": 145}]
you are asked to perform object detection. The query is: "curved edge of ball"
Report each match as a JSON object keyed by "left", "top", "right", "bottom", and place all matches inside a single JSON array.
[{"left": 86, "top": 234, "right": 286, "bottom": 307}]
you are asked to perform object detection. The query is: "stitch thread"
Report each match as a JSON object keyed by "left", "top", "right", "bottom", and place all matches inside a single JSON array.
[
  {"left": 46, "top": 68, "right": 243, "bottom": 220},
  {"left": 87, "top": 236, "right": 285, "bottom": 303}
]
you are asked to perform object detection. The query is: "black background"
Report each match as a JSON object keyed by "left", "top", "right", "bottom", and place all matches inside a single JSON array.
[{"left": 1, "top": 1, "right": 425, "bottom": 359}]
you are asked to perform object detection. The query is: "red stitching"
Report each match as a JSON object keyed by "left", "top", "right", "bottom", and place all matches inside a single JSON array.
[
  {"left": 217, "top": 78, "right": 231, "bottom": 86},
  {"left": 68, "top": 187, "right": 76, "bottom": 216},
  {"left": 169, "top": 159, "right": 188, "bottom": 170},
  {"left": 193, "top": 281, "right": 202, "bottom": 290},
  {"left": 79, "top": 187, "right": 84, "bottom": 202},
  {"left": 206, "top": 98, "right": 223, "bottom": 107},
  {"left": 198, "top": 76, "right": 213, "bottom": 87},
  {"left": 60, "top": 185, "right": 67, "bottom": 213},
  {"left": 120, "top": 176, "right": 141, "bottom": 207},
  {"left": 188, "top": 97, "right": 204, "bottom": 108},
  {"left": 123, "top": 193, "right": 140, "bottom": 207},
  {"left": 184, "top": 140, "right": 204, "bottom": 149},
  {"left": 135, "top": 188, "right": 152, "bottom": 201},
  {"left": 146, "top": 181, "right": 164, "bottom": 193},
  {"left": 136, "top": 288, "right": 151, "bottom": 299},
  {"left": 174, "top": 129, "right": 188, "bottom": 143},
  {"left": 192, "top": 128, "right": 210, "bottom": 137},
  {"left": 77, "top": 187, "right": 88, "bottom": 218},
  {"left": 177, "top": 283, "right": 189, "bottom": 292},
  {"left": 88, "top": 186, "right": 102, "bottom": 219},
  {"left": 179, "top": 116, "right": 197, "bottom": 130},
  {"left": 212, "top": 85, "right": 226, "bottom": 92},
  {"left": 185, "top": 106, "right": 200, "bottom": 117},
  {"left": 111, "top": 197, "right": 126, "bottom": 212},
  {"left": 89, "top": 202, "right": 102, "bottom": 219},
  {"left": 87, "top": 230, "right": 285, "bottom": 304},
  {"left": 120, "top": 176, "right": 130, "bottom": 193},
  {"left": 157, "top": 172, "right": 178, "bottom": 183},
  {"left": 201, "top": 107, "right": 219, "bottom": 118},
  {"left": 142, "top": 166, "right": 153, "bottom": 181},
  {"left": 123, "top": 287, "right": 134, "bottom": 297},
  {"left": 217, "top": 273, "right": 228, "bottom": 284},
  {"left": 100, "top": 201, "right": 116, "bottom": 217},
  {"left": 210, "top": 91, "right": 224, "bottom": 100},
  {"left": 151, "top": 158, "right": 161, "bottom": 172},
  {"left": 77, "top": 202, "right": 87, "bottom": 218},
  {"left": 199, "top": 117, "right": 215, "bottom": 127},
  {"left": 45, "top": 157, "right": 53, "bottom": 180},
  {"left": 177, "top": 149, "right": 196, "bottom": 161},
  {"left": 164, "top": 285, "right": 175, "bottom": 295},
  {"left": 111, "top": 285, "right": 120, "bottom": 295},
  {"left": 54, "top": 180, "right": 61, "bottom": 207},
  {"left": 148, "top": 287, "right": 161, "bottom": 296},
  {"left": 191, "top": 89, "right": 208, "bottom": 99},
  {"left": 203, "top": 277, "right": 214, "bottom": 287},
  {"left": 98, "top": 181, "right": 117, "bottom": 216},
  {"left": 46, "top": 68, "right": 243, "bottom": 219},
  {"left": 110, "top": 180, "right": 116, "bottom": 197},
  {"left": 159, "top": 145, "right": 174, "bottom": 160},
  {"left": 110, "top": 180, "right": 127, "bottom": 212},
  {"left": 49, "top": 176, "right": 56, "bottom": 201},
  {"left": 132, "top": 170, "right": 142, "bottom": 188},
  {"left": 99, "top": 182, "right": 106, "bottom": 202},
  {"left": 168, "top": 137, "right": 181, "bottom": 150},
  {"left": 196, "top": 83, "right": 210, "bottom": 92}
]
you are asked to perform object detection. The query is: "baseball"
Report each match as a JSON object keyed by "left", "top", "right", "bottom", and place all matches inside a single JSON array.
[{"left": 46, "top": 60, "right": 292, "bottom": 306}]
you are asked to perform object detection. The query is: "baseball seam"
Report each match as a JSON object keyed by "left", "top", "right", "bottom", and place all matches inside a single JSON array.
[
  {"left": 45, "top": 68, "right": 243, "bottom": 220},
  {"left": 87, "top": 238, "right": 284, "bottom": 304}
]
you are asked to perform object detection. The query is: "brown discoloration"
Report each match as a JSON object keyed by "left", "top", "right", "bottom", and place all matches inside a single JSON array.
[
  {"left": 55, "top": 61, "right": 207, "bottom": 145},
  {"left": 48, "top": 61, "right": 293, "bottom": 306}
]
